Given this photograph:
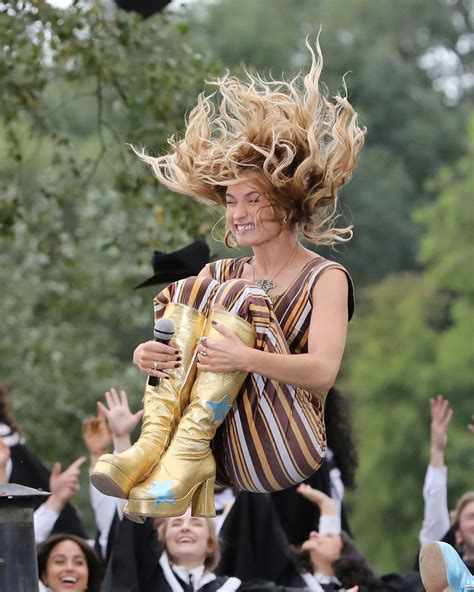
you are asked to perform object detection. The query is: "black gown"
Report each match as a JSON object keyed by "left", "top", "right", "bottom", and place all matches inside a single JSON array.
[{"left": 102, "top": 516, "right": 305, "bottom": 592}]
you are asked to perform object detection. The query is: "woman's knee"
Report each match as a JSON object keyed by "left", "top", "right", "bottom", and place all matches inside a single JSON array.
[
  {"left": 156, "top": 276, "right": 219, "bottom": 311},
  {"left": 212, "top": 279, "right": 270, "bottom": 317}
]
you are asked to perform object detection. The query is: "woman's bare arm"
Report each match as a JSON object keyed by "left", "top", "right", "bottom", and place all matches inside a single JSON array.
[{"left": 199, "top": 268, "right": 349, "bottom": 393}]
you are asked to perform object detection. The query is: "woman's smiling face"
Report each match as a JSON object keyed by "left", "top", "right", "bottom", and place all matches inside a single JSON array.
[
  {"left": 224, "top": 180, "right": 285, "bottom": 248},
  {"left": 164, "top": 510, "right": 211, "bottom": 568},
  {"left": 42, "top": 539, "right": 89, "bottom": 592},
  {"left": 301, "top": 530, "right": 343, "bottom": 566}
]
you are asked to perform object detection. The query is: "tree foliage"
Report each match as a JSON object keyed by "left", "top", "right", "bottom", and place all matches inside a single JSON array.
[
  {"left": 0, "top": 1, "right": 220, "bottom": 530},
  {"left": 342, "top": 120, "right": 474, "bottom": 571},
  {"left": 183, "top": 0, "right": 470, "bottom": 285},
  {"left": 1, "top": 0, "right": 471, "bottom": 566}
]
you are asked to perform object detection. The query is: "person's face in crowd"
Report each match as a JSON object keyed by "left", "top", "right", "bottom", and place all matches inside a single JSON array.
[
  {"left": 456, "top": 500, "right": 474, "bottom": 556},
  {"left": 165, "top": 509, "right": 212, "bottom": 569},
  {"left": 301, "top": 531, "right": 343, "bottom": 569},
  {"left": 225, "top": 179, "right": 287, "bottom": 248},
  {"left": 42, "top": 539, "right": 89, "bottom": 592}
]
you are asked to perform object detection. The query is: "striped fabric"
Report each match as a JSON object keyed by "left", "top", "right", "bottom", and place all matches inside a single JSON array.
[{"left": 153, "top": 256, "right": 353, "bottom": 493}]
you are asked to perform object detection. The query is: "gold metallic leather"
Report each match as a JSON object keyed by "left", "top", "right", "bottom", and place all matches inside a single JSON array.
[
  {"left": 124, "top": 309, "right": 255, "bottom": 518},
  {"left": 90, "top": 303, "right": 204, "bottom": 499}
]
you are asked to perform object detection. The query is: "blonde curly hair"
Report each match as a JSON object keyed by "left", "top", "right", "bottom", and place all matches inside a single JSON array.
[{"left": 136, "top": 38, "right": 366, "bottom": 246}]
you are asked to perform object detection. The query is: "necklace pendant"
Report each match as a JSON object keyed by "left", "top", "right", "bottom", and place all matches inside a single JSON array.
[{"left": 256, "top": 279, "right": 276, "bottom": 294}]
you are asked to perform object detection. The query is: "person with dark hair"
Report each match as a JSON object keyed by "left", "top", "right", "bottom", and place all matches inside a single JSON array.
[
  {"left": 274, "top": 486, "right": 383, "bottom": 592},
  {"left": 0, "top": 383, "right": 88, "bottom": 542},
  {"left": 218, "top": 484, "right": 423, "bottom": 592},
  {"left": 271, "top": 387, "right": 358, "bottom": 547},
  {"left": 37, "top": 533, "right": 103, "bottom": 592}
]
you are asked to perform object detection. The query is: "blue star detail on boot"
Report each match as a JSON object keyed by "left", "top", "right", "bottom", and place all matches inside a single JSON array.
[
  {"left": 207, "top": 395, "right": 231, "bottom": 426},
  {"left": 145, "top": 480, "right": 176, "bottom": 507}
]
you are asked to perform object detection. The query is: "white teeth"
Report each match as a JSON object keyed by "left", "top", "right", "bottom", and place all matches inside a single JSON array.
[
  {"left": 62, "top": 576, "right": 78, "bottom": 583},
  {"left": 236, "top": 224, "right": 255, "bottom": 232}
]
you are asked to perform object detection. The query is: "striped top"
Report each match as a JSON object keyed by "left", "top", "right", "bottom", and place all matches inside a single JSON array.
[{"left": 208, "top": 256, "right": 354, "bottom": 354}]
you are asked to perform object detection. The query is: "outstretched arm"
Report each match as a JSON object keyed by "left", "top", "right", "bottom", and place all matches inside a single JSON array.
[
  {"left": 297, "top": 484, "right": 341, "bottom": 535},
  {"left": 419, "top": 395, "right": 452, "bottom": 548},
  {"left": 34, "top": 456, "right": 86, "bottom": 544},
  {"left": 84, "top": 389, "right": 142, "bottom": 557}
]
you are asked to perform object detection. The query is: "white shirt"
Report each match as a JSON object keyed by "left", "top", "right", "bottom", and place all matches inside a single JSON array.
[
  {"left": 419, "top": 464, "right": 450, "bottom": 547},
  {"left": 300, "top": 571, "right": 342, "bottom": 591},
  {"left": 159, "top": 552, "right": 241, "bottom": 592},
  {"left": 88, "top": 476, "right": 123, "bottom": 558}
]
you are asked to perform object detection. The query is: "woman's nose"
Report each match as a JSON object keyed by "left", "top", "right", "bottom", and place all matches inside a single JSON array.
[{"left": 233, "top": 202, "right": 248, "bottom": 219}]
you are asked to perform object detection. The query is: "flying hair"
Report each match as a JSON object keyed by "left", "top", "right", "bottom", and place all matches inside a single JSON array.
[{"left": 134, "top": 36, "right": 366, "bottom": 246}]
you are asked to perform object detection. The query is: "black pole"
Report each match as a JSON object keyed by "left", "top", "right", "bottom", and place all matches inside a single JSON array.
[{"left": 0, "top": 483, "right": 49, "bottom": 592}]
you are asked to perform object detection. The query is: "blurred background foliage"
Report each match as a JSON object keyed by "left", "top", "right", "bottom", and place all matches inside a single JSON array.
[{"left": 1, "top": 0, "right": 472, "bottom": 573}]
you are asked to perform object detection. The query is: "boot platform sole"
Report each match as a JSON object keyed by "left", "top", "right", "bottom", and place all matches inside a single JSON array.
[{"left": 90, "top": 460, "right": 134, "bottom": 499}]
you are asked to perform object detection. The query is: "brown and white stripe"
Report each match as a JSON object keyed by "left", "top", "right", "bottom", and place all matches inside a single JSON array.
[{"left": 152, "top": 256, "right": 353, "bottom": 492}]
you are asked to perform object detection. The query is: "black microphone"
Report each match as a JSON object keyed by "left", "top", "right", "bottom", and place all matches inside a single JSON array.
[{"left": 148, "top": 318, "right": 175, "bottom": 387}]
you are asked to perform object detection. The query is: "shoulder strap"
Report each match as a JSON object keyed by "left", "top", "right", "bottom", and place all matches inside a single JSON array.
[{"left": 307, "top": 260, "right": 355, "bottom": 321}]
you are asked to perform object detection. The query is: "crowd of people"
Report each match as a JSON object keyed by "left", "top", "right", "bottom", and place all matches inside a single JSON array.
[
  {"left": 1, "top": 383, "right": 472, "bottom": 591},
  {"left": 2, "top": 37, "right": 473, "bottom": 592}
]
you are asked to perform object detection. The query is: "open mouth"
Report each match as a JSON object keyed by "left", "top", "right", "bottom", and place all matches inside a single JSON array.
[
  {"left": 177, "top": 536, "right": 196, "bottom": 543},
  {"left": 235, "top": 224, "right": 256, "bottom": 232},
  {"left": 61, "top": 576, "right": 79, "bottom": 585}
]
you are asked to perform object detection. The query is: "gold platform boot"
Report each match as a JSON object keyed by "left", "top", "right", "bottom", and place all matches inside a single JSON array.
[
  {"left": 90, "top": 303, "right": 204, "bottom": 499},
  {"left": 124, "top": 309, "right": 255, "bottom": 518}
]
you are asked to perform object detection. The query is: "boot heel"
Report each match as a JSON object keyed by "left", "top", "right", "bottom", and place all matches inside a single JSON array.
[{"left": 192, "top": 477, "right": 216, "bottom": 517}]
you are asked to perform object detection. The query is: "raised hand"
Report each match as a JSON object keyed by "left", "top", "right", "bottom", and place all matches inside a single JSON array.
[
  {"left": 82, "top": 410, "right": 112, "bottom": 457},
  {"left": 97, "top": 388, "right": 144, "bottom": 453},
  {"left": 297, "top": 483, "right": 337, "bottom": 516},
  {"left": 430, "top": 396, "right": 453, "bottom": 449},
  {"left": 97, "top": 388, "right": 143, "bottom": 438},
  {"left": 47, "top": 456, "right": 86, "bottom": 512}
]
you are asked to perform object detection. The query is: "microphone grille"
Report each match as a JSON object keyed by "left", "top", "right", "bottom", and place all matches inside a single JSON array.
[{"left": 153, "top": 318, "right": 175, "bottom": 341}]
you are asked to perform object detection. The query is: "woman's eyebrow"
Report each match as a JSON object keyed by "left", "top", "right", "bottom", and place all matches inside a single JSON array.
[{"left": 225, "top": 190, "right": 260, "bottom": 198}]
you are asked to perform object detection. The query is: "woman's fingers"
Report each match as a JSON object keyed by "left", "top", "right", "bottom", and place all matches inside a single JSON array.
[{"left": 133, "top": 340, "right": 181, "bottom": 374}]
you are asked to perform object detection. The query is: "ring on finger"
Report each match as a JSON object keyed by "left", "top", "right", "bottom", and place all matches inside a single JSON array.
[
  {"left": 200, "top": 336, "right": 208, "bottom": 344},
  {"left": 153, "top": 361, "right": 161, "bottom": 371},
  {"left": 199, "top": 348, "right": 207, "bottom": 356}
]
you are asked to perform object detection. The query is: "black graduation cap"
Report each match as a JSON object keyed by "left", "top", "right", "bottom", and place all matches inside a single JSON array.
[
  {"left": 134, "top": 239, "right": 210, "bottom": 289},
  {"left": 114, "top": 0, "right": 172, "bottom": 18}
]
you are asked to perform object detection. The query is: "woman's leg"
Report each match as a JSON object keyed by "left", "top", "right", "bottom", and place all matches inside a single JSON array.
[
  {"left": 123, "top": 278, "right": 327, "bottom": 516},
  {"left": 124, "top": 279, "right": 260, "bottom": 518},
  {"left": 90, "top": 276, "right": 218, "bottom": 499}
]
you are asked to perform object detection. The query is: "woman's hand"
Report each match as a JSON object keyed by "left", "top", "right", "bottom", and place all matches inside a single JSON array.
[
  {"left": 297, "top": 483, "right": 338, "bottom": 516},
  {"left": 133, "top": 338, "right": 180, "bottom": 380},
  {"left": 82, "top": 413, "right": 111, "bottom": 457},
  {"left": 197, "top": 321, "right": 252, "bottom": 373},
  {"left": 98, "top": 388, "right": 143, "bottom": 439},
  {"left": 96, "top": 388, "right": 144, "bottom": 454}
]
